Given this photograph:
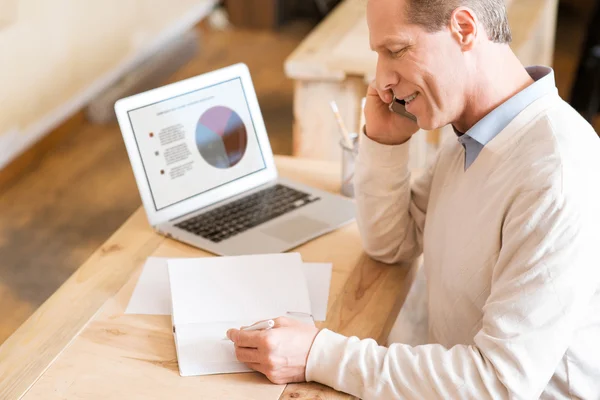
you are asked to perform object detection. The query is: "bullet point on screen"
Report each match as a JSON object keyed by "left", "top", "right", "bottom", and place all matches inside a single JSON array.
[
  {"left": 160, "top": 170, "right": 165, "bottom": 175},
  {"left": 149, "top": 132, "right": 154, "bottom": 138}
]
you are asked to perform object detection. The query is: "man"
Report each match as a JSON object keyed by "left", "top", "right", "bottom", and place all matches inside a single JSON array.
[{"left": 227, "top": 0, "right": 600, "bottom": 398}]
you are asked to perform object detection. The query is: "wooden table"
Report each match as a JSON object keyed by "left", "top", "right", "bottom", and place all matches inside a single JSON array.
[
  {"left": 285, "top": 0, "right": 559, "bottom": 165},
  {"left": 0, "top": 156, "right": 418, "bottom": 400}
]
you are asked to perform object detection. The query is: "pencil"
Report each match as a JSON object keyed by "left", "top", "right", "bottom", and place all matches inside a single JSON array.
[{"left": 330, "top": 101, "right": 354, "bottom": 148}]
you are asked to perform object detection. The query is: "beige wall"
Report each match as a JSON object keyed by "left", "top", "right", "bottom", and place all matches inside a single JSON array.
[{"left": 0, "top": 0, "right": 215, "bottom": 168}]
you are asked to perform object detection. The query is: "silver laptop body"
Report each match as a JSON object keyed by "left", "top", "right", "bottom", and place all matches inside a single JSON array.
[
  {"left": 157, "top": 176, "right": 354, "bottom": 256},
  {"left": 115, "top": 63, "right": 355, "bottom": 256}
]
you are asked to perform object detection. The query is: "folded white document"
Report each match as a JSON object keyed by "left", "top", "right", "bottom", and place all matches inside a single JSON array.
[
  {"left": 126, "top": 257, "right": 332, "bottom": 321},
  {"left": 167, "top": 253, "right": 314, "bottom": 377}
]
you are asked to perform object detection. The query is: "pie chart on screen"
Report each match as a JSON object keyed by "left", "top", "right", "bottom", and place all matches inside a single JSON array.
[{"left": 195, "top": 106, "right": 248, "bottom": 169}]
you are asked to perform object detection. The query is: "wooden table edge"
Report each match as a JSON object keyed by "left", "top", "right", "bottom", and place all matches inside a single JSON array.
[{"left": 0, "top": 209, "right": 164, "bottom": 399}]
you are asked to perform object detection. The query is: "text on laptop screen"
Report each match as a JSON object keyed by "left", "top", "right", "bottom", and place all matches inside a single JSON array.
[{"left": 127, "top": 78, "right": 267, "bottom": 211}]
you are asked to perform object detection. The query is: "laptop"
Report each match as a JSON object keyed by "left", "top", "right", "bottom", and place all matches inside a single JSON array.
[{"left": 114, "top": 63, "right": 355, "bottom": 256}]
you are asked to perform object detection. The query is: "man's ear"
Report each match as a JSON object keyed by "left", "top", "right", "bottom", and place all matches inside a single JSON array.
[{"left": 449, "top": 7, "right": 478, "bottom": 51}]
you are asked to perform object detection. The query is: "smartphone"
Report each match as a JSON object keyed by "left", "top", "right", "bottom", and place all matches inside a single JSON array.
[{"left": 389, "top": 95, "right": 417, "bottom": 122}]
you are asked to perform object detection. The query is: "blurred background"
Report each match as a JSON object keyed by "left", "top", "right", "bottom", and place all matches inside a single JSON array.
[{"left": 0, "top": 0, "right": 599, "bottom": 344}]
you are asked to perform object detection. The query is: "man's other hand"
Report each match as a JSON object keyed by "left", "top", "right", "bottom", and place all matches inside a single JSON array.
[{"left": 365, "top": 82, "right": 420, "bottom": 145}]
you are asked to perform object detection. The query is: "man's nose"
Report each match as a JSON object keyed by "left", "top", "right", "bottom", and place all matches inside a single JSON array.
[
  {"left": 377, "top": 76, "right": 398, "bottom": 95},
  {"left": 376, "top": 58, "right": 399, "bottom": 92}
]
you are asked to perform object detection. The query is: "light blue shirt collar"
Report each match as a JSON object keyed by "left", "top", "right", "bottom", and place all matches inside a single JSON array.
[{"left": 456, "top": 66, "right": 557, "bottom": 170}]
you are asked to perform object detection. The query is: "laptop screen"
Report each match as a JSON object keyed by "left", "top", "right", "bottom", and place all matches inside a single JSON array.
[{"left": 126, "top": 77, "right": 267, "bottom": 211}]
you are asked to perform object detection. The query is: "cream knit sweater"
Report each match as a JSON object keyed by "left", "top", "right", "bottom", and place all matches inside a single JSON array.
[{"left": 305, "top": 92, "right": 600, "bottom": 399}]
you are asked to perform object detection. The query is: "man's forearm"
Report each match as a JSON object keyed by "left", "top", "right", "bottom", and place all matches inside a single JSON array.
[{"left": 354, "top": 131, "right": 432, "bottom": 264}]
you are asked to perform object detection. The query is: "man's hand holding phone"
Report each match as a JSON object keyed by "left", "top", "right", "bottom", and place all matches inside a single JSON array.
[{"left": 364, "top": 82, "right": 420, "bottom": 145}]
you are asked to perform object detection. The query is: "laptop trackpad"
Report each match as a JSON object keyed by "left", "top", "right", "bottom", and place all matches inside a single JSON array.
[{"left": 261, "top": 216, "right": 330, "bottom": 244}]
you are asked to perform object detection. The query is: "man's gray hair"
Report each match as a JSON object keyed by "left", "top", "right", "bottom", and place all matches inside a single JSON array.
[{"left": 405, "top": 0, "right": 512, "bottom": 44}]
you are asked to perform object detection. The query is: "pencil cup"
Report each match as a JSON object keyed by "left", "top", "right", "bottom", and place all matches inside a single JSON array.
[{"left": 340, "top": 133, "right": 359, "bottom": 198}]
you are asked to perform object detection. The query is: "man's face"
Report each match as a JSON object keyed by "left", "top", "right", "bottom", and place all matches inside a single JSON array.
[{"left": 367, "top": 0, "right": 468, "bottom": 130}]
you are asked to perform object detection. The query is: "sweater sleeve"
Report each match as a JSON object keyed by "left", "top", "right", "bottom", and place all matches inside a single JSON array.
[
  {"left": 354, "top": 131, "right": 436, "bottom": 264},
  {"left": 306, "top": 176, "right": 600, "bottom": 399}
]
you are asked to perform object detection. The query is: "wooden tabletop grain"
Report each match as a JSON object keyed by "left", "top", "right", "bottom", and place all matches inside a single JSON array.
[{"left": 0, "top": 156, "right": 418, "bottom": 400}]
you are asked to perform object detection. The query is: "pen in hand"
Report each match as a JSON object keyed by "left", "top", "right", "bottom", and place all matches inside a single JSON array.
[
  {"left": 224, "top": 319, "right": 275, "bottom": 340},
  {"left": 241, "top": 320, "right": 275, "bottom": 332}
]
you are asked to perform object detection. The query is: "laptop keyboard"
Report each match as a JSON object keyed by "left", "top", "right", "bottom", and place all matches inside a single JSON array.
[{"left": 175, "top": 184, "right": 320, "bottom": 243}]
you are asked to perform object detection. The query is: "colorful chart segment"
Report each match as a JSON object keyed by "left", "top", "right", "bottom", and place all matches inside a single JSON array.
[{"left": 195, "top": 106, "right": 248, "bottom": 169}]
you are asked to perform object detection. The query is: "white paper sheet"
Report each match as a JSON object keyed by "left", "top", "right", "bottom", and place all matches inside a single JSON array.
[
  {"left": 125, "top": 257, "right": 172, "bottom": 315},
  {"left": 168, "top": 254, "right": 311, "bottom": 325},
  {"left": 126, "top": 258, "right": 332, "bottom": 322},
  {"left": 301, "top": 263, "right": 332, "bottom": 322}
]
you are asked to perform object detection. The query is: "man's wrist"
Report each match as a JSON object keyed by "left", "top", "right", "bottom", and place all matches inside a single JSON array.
[
  {"left": 304, "top": 328, "right": 323, "bottom": 381},
  {"left": 305, "top": 329, "right": 350, "bottom": 385},
  {"left": 362, "top": 125, "right": 412, "bottom": 146},
  {"left": 358, "top": 125, "right": 412, "bottom": 168}
]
